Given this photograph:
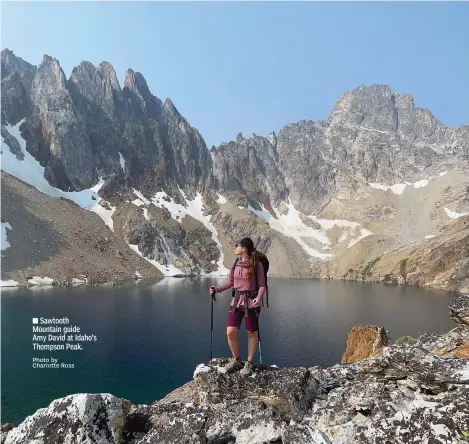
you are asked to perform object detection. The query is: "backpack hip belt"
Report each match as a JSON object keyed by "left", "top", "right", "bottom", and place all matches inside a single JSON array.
[{"left": 231, "top": 289, "right": 258, "bottom": 313}]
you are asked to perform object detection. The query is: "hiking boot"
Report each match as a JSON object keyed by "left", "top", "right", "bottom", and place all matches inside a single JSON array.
[
  {"left": 240, "top": 360, "right": 253, "bottom": 377},
  {"left": 224, "top": 357, "right": 241, "bottom": 373}
]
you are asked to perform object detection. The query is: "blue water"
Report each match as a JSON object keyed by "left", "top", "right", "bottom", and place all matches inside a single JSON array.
[{"left": 1, "top": 278, "right": 457, "bottom": 424}]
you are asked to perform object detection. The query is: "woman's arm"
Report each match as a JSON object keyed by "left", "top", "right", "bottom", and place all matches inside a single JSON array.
[{"left": 215, "top": 265, "right": 234, "bottom": 293}]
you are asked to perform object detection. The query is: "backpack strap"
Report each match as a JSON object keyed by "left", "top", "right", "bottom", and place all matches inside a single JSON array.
[
  {"left": 232, "top": 258, "right": 240, "bottom": 312},
  {"left": 255, "top": 262, "right": 259, "bottom": 292}
]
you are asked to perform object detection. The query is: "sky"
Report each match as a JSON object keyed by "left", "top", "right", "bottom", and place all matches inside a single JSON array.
[{"left": 1, "top": 1, "right": 468, "bottom": 148}]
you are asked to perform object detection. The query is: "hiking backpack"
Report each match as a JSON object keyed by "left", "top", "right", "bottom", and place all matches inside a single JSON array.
[{"left": 233, "top": 251, "right": 270, "bottom": 307}]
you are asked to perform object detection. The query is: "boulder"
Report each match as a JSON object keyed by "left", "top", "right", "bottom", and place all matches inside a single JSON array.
[
  {"left": 2, "top": 394, "right": 130, "bottom": 444},
  {"left": 341, "top": 325, "right": 390, "bottom": 363},
  {"left": 450, "top": 294, "right": 469, "bottom": 329}
]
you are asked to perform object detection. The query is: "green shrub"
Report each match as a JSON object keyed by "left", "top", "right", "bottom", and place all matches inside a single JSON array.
[{"left": 394, "top": 336, "right": 416, "bottom": 346}]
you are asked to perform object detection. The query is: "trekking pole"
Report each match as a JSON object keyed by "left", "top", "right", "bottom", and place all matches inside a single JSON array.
[
  {"left": 210, "top": 287, "right": 216, "bottom": 365},
  {"left": 257, "top": 308, "right": 263, "bottom": 366}
]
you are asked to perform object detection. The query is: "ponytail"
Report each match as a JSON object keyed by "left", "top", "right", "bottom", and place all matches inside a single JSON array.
[{"left": 246, "top": 250, "right": 259, "bottom": 279}]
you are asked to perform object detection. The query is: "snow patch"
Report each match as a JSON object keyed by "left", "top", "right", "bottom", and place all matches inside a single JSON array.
[
  {"left": 248, "top": 200, "right": 373, "bottom": 258},
  {"left": 249, "top": 203, "right": 275, "bottom": 223},
  {"left": 425, "top": 235, "right": 436, "bottom": 239},
  {"left": 309, "top": 216, "right": 373, "bottom": 248},
  {"left": 28, "top": 276, "right": 54, "bottom": 286},
  {"left": 91, "top": 201, "right": 116, "bottom": 231},
  {"left": 132, "top": 189, "right": 150, "bottom": 206},
  {"left": 127, "top": 243, "right": 185, "bottom": 277},
  {"left": 249, "top": 200, "right": 331, "bottom": 259},
  {"left": 118, "top": 152, "right": 125, "bottom": 172},
  {"left": 368, "top": 183, "right": 389, "bottom": 192},
  {"left": 148, "top": 188, "right": 229, "bottom": 276},
  {"left": 143, "top": 208, "right": 149, "bottom": 221},
  {"left": 194, "top": 363, "right": 211, "bottom": 378},
  {"left": 369, "top": 172, "right": 448, "bottom": 197},
  {"left": 444, "top": 207, "right": 469, "bottom": 219},
  {"left": 1, "top": 280, "right": 19, "bottom": 287},
  {"left": 413, "top": 179, "right": 429, "bottom": 188},
  {"left": 216, "top": 193, "right": 227, "bottom": 204},
  {"left": 71, "top": 278, "right": 87, "bottom": 286},
  {"left": 1, "top": 121, "right": 116, "bottom": 230},
  {"left": 368, "top": 183, "right": 407, "bottom": 195},
  {"left": 1, "top": 222, "right": 12, "bottom": 250}
]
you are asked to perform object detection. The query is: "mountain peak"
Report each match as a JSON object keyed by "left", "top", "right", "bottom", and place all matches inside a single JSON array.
[
  {"left": 124, "top": 68, "right": 136, "bottom": 89},
  {"left": 1, "top": 48, "right": 14, "bottom": 57},
  {"left": 1, "top": 48, "right": 37, "bottom": 80},
  {"left": 124, "top": 69, "right": 151, "bottom": 100},
  {"left": 393, "top": 92, "right": 415, "bottom": 109},
  {"left": 163, "top": 98, "right": 181, "bottom": 118},
  {"left": 41, "top": 54, "right": 60, "bottom": 66}
]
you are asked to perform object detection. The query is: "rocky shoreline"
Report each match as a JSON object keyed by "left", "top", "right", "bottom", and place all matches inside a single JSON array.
[
  {"left": 2, "top": 274, "right": 164, "bottom": 289},
  {"left": 2, "top": 295, "right": 468, "bottom": 444},
  {"left": 3, "top": 273, "right": 467, "bottom": 295}
]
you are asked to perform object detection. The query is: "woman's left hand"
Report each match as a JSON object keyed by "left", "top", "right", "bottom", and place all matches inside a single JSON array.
[{"left": 252, "top": 298, "right": 261, "bottom": 308}]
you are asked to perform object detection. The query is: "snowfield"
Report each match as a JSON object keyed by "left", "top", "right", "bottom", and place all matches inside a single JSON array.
[
  {"left": 129, "top": 187, "right": 230, "bottom": 277},
  {"left": 248, "top": 199, "right": 373, "bottom": 259},
  {"left": 368, "top": 172, "right": 447, "bottom": 196},
  {"left": 444, "top": 207, "right": 469, "bottom": 219},
  {"left": 1, "top": 120, "right": 116, "bottom": 230}
]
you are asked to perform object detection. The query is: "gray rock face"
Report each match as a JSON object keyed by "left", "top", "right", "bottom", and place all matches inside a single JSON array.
[
  {"left": 212, "top": 84, "right": 469, "bottom": 214},
  {"left": 277, "top": 120, "right": 333, "bottom": 214},
  {"left": 211, "top": 131, "right": 288, "bottom": 211},
  {"left": 26, "top": 55, "right": 96, "bottom": 190},
  {"left": 0, "top": 127, "right": 24, "bottom": 160},
  {"left": 123, "top": 206, "right": 219, "bottom": 275},
  {"left": 1, "top": 394, "right": 130, "bottom": 444},
  {"left": 1, "top": 49, "right": 213, "bottom": 200},
  {"left": 1, "top": 49, "right": 36, "bottom": 125}
]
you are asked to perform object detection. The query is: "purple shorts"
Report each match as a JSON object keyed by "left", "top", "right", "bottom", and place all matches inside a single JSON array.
[{"left": 227, "top": 307, "right": 259, "bottom": 332}]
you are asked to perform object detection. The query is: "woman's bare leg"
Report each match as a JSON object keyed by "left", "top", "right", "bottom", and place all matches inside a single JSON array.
[
  {"left": 226, "top": 326, "right": 239, "bottom": 359},
  {"left": 247, "top": 330, "right": 258, "bottom": 362}
]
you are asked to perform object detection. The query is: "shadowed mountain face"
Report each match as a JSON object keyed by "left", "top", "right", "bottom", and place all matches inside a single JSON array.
[
  {"left": 1, "top": 49, "right": 214, "bottom": 202},
  {"left": 2, "top": 48, "right": 468, "bottom": 289}
]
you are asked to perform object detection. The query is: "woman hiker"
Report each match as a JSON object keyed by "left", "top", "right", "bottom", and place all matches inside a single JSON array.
[{"left": 209, "top": 237, "right": 265, "bottom": 377}]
